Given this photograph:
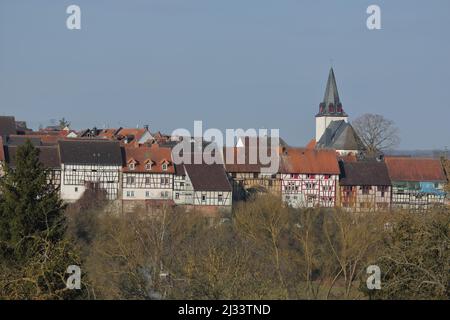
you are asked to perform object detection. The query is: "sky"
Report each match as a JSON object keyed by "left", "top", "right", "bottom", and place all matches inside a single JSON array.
[{"left": 0, "top": 0, "right": 449, "bottom": 149}]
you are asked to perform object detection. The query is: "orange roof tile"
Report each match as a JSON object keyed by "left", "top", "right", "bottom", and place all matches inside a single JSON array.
[
  {"left": 385, "top": 157, "right": 446, "bottom": 182},
  {"left": 117, "top": 128, "right": 146, "bottom": 140},
  {"left": 306, "top": 138, "right": 316, "bottom": 149},
  {"left": 122, "top": 144, "right": 174, "bottom": 173},
  {"left": 280, "top": 147, "right": 340, "bottom": 174}
]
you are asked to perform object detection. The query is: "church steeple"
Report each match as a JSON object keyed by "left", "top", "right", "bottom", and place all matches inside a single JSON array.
[
  {"left": 315, "top": 67, "right": 349, "bottom": 142},
  {"left": 316, "top": 68, "right": 347, "bottom": 117}
]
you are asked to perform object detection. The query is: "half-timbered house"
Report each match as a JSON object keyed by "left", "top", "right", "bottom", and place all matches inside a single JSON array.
[
  {"left": 59, "top": 140, "right": 122, "bottom": 201},
  {"left": 3, "top": 144, "right": 61, "bottom": 188},
  {"left": 173, "top": 162, "right": 232, "bottom": 215},
  {"left": 122, "top": 144, "right": 175, "bottom": 211},
  {"left": 223, "top": 146, "right": 282, "bottom": 200},
  {"left": 280, "top": 148, "right": 340, "bottom": 208},
  {"left": 338, "top": 160, "right": 392, "bottom": 212},
  {"left": 385, "top": 157, "right": 447, "bottom": 212}
]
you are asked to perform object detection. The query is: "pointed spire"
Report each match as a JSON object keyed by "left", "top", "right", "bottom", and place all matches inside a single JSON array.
[
  {"left": 316, "top": 68, "right": 347, "bottom": 117},
  {"left": 323, "top": 68, "right": 340, "bottom": 106}
]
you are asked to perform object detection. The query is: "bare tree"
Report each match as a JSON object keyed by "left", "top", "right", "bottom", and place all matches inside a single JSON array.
[
  {"left": 59, "top": 117, "right": 71, "bottom": 129},
  {"left": 352, "top": 113, "right": 399, "bottom": 155},
  {"left": 233, "top": 195, "right": 290, "bottom": 298}
]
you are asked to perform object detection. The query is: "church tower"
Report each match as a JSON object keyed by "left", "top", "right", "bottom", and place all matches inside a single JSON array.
[{"left": 315, "top": 68, "right": 348, "bottom": 142}]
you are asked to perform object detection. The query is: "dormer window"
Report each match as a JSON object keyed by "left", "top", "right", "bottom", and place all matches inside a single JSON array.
[
  {"left": 127, "top": 159, "right": 137, "bottom": 171},
  {"left": 145, "top": 163, "right": 152, "bottom": 171},
  {"left": 162, "top": 163, "right": 168, "bottom": 171}
]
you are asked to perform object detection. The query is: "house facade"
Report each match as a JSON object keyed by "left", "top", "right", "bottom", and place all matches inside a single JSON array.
[
  {"left": 122, "top": 144, "right": 175, "bottom": 211},
  {"left": 2, "top": 144, "right": 61, "bottom": 188},
  {"left": 385, "top": 157, "right": 447, "bottom": 212},
  {"left": 58, "top": 140, "right": 122, "bottom": 201},
  {"left": 223, "top": 146, "right": 282, "bottom": 200},
  {"left": 280, "top": 148, "right": 340, "bottom": 208},
  {"left": 174, "top": 162, "right": 232, "bottom": 215},
  {"left": 338, "top": 160, "right": 392, "bottom": 212}
]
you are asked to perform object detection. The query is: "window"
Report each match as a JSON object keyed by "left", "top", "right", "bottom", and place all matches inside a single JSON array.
[
  {"left": 361, "top": 186, "right": 371, "bottom": 195},
  {"left": 161, "top": 177, "right": 169, "bottom": 185},
  {"left": 145, "top": 163, "right": 152, "bottom": 171},
  {"left": 161, "top": 191, "right": 169, "bottom": 198},
  {"left": 145, "top": 177, "right": 151, "bottom": 185},
  {"left": 126, "top": 176, "right": 135, "bottom": 185},
  {"left": 145, "top": 191, "right": 150, "bottom": 198},
  {"left": 218, "top": 193, "right": 223, "bottom": 202},
  {"left": 180, "top": 182, "right": 185, "bottom": 188},
  {"left": 201, "top": 194, "right": 206, "bottom": 202},
  {"left": 175, "top": 193, "right": 179, "bottom": 200},
  {"left": 128, "top": 163, "right": 135, "bottom": 170},
  {"left": 126, "top": 191, "right": 135, "bottom": 198},
  {"left": 162, "top": 163, "right": 168, "bottom": 171},
  {"left": 306, "top": 183, "right": 316, "bottom": 189},
  {"left": 253, "top": 173, "right": 259, "bottom": 179},
  {"left": 74, "top": 187, "right": 78, "bottom": 192}
]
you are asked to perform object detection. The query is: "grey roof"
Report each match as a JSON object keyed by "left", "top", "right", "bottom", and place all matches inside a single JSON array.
[
  {"left": 324, "top": 68, "right": 340, "bottom": 106},
  {"left": 58, "top": 140, "right": 122, "bottom": 165},
  {"left": 316, "top": 68, "right": 348, "bottom": 117},
  {"left": 4, "top": 145, "right": 61, "bottom": 169},
  {"left": 4, "top": 135, "right": 42, "bottom": 146},
  {"left": 0, "top": 116, "right": 17, "bottom": 137},
  {"left": 184, "top": 163, "right": 232, "bottom": 192},
  {"left": 316, "top": 120, "right": 365, "bottom": 151},
  {"left": 339, "top": 161, "right": 391, "bottom": 186}
]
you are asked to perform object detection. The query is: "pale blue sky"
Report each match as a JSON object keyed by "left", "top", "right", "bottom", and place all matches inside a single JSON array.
[{"left": 0, "top": 0, "right": 449, "bottom": 149}]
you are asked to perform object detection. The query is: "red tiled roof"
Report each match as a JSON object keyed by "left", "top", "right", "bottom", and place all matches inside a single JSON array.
[
  {"left": 98, "top": 128, "right": 120, "bottom": 139},
  {"left": 122, "top": 144, "right": 174, "bottom": 173},
  {"left": 306, "top": 138, "right": 316, "bottom": 149},
  {"left": 280, "top": 148, "right": 340, "bottom": 174},
  {"left": 117, "top": 128, "right": 146, "bottom": 140},
  {"left": 338, "top": 152, "right": 357, "bottom": 163},
  {"left": 385, "top": 157, "right": 446, "bottom": 182}
]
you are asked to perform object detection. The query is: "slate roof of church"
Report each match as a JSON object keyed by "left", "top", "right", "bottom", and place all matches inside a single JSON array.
[
  {"left": 316, "top": 68, "right": 348, "bottom": 117},
  {"left": 316, "top": 120, "right": 365, "bottom": 151}
]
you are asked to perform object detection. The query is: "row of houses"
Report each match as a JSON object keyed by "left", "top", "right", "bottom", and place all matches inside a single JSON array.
[
  {"left": 0, "top": 131, "right": 447, "bottom": 214},
  {"left": 0, "top": 67, "right": 448, "bottom": 213}
]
